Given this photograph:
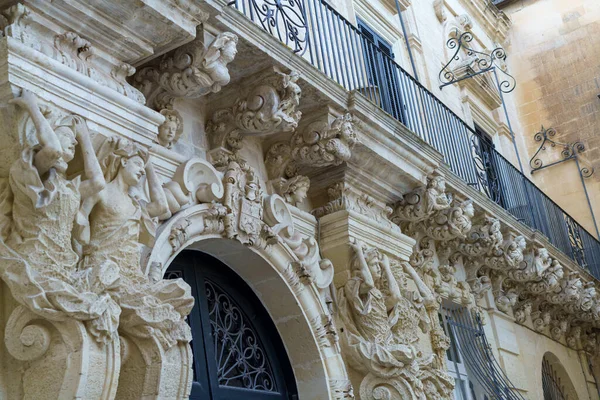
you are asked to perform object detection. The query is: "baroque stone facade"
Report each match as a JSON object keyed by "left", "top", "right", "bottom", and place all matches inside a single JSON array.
[{"left": 0, "top": 0, "right": 598, "bottom": 399}]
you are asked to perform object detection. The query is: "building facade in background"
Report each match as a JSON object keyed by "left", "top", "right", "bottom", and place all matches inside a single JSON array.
[{"left": 0, "top": 0, "right": 599, "bottom": 399}]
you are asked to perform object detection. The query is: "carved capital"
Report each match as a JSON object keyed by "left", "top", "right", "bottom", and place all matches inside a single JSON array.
[{"left": 312, "top": 182, "right": 397, "bottom": 232}]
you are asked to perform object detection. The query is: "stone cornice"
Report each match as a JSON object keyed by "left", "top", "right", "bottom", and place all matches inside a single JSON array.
[
  {"left": 21, "top": 0, "right": 209, "bottom": 64},
  {"left": 353, "top": 0, "right": 404, "bottom": 44},
  {"left": 457, "top": 0, "right": 512, "bottom": 44}
]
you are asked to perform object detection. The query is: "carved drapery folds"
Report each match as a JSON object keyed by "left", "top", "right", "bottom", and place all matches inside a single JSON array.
[
  {"left": 207, "top": 67, "right": 302, "bottom": 167},
  {"left": 336, "top": 240, "right": 454, "bottom": 400},
  {"left": 390, "top": 171, "right": 600, "bottom": 354}
]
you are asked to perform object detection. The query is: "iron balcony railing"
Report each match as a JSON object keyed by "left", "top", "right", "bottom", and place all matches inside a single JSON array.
[{"left": 229, "top": 0, "right": 600, "bottom": 279}]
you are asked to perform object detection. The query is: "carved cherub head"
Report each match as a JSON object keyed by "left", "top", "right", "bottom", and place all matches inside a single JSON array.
[
  {"left": 427, "top": 174, "right": 446, "bottom": 194},
  {"left": 157, "top": 109, "right": 183, "bottom": 149},
  {"left": 335, "top": 114, "right": 357, "bottom": 145},
  {"left": 461, "top": 199, "right": 475, "bottom": 219}
]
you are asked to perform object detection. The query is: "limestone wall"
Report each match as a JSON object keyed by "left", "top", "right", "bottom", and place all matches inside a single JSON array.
[{"left": 503, "top": 0, "right": 600, "bottom": 235}]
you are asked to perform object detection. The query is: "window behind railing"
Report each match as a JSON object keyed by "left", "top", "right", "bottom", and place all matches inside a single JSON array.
[
  {"left": 440, "top": 306, "right": 525, "bottom": 400},
  {"left": 229, "top": 0, "right": 600, "bottom": 279}
]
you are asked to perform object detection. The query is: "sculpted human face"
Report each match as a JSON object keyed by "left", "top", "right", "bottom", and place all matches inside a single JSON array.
[
  {"left": 121, "top": 155, "right": 146, "bottom": 186},
  {"left": 58, "top": 127, "right": 78, "bottom": 163},
  {"left": 158, "top": 121, "right": 178, "bottom": 145},
  {"left": 368, "top": 257, "right": 383, "bottom": 284}
]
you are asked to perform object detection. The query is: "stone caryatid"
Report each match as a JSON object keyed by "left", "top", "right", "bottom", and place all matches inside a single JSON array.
[
  {"left": 77, "top": 136, "right": 194, "bottom": 349},
  {"left": 337, "top": 240, "right": 453, "bottom": 400},
  {"left": 0, "top": 90, "right": 121, "bottom": 398},
  {"left": 0, "top": 90, "right": 120, "bottom": 342}
]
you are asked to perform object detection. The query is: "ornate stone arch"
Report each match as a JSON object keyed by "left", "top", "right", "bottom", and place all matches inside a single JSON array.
[{"left": 145, "top": 202, "right": 352, "bottom": 400}]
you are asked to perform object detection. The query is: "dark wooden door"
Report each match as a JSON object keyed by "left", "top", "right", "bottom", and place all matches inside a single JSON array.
[{"left": 166, "top": 251, "right": 298, "bottom": 400}]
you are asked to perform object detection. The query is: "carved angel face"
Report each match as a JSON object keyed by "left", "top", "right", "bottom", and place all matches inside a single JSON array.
[
  {"left": 462, "top": 201, "right": 475, "bottom": 218},
  {"left": 120, "top": 155, "right": 146, "bottom": 186},
  {"left": 429, "top": 176, "right": 445, "bottom": 193},
  {"left": 158, "top": 120, "right": 179, "bottom": 146}
]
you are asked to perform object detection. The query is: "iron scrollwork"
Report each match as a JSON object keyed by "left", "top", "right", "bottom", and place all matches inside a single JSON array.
[
  {"left": 230, "top": 0, "right": 309, "bottom": 56},
  {"left": 530, "top": 126, "right": 594, "bottom": 178},
  {"left": 564, "top": 213, "right": 586, "bottom": 268},
  {"left": 471, "top": 133, "right": 502, "bottom": 205},
  {"left": 439, "top": 31, "right": 516, "bottom": 93},
  {"left": 205, "top": 279, "right": 277, "bottom": 392}
]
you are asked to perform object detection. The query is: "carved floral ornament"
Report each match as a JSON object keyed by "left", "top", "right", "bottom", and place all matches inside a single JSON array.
[
  {"left": 0, "top": 90, "right": 339, "bottom": 398},
  {"left": 390, "top": 170, "right": 600, "bottom": 353}
]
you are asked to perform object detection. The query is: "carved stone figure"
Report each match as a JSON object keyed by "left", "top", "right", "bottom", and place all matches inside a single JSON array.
[
  {"left": 77, "top": 136, "right": 193, "bottom": 348},
  {"left": 0, "top": 90, "right": 119, "bottom": 342},
  {"left": 290, "top": 113, "right": 358, "bottom": 168},
  {"left": 337, "top": 240, "right": 453, "bottom": 399},
  {"left": 270, "top": 175, "right": 310, "bottom": 206},
  {"left": 391, "top": 172, "right": 451, "bottom": 225},
  {"left": 157, "top": 109, "right": 183, "bottom": 149}
]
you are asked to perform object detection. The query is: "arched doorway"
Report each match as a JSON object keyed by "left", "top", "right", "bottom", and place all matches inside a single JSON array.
[
  {"left": 541, "top": 352, "right": 578, "bottom": 400},
  {"left": 167, "top": 250, "right": 298, "bottom": 400}
]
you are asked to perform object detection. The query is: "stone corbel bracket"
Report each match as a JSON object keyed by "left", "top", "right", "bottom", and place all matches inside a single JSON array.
[
  {"left": 392, "top": 172, "right": 600, "bottom": 351},
  {"left": 134, "top": 28, "right": 239, "bottom": 111},
  {"left": 207, "top": 66, "right": 302, "bottom": 167},
  {"left": 264, "top": 112, "right": 359, "bottom": 206}
]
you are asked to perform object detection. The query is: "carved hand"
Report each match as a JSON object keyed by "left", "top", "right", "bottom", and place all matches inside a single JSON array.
[
  {"left": 72, "top": 116, "right": 90, "bottom": 139},
  {"left": 8, "top": 89, "right": 38, "bottom": 111}
]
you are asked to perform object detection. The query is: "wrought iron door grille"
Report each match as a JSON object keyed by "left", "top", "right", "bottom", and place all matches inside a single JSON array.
[
  {"left": 542, "top": 358, "right": 567, "bottom": 400},
  {"left": 205, "top": 279, "right": 277, "bottom": 392},
  {"left": 442, "top": 307, "right": 525, "bottom": 400}
]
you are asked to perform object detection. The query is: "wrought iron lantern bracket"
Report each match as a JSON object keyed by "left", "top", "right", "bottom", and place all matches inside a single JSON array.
[
  {"left": 438, "top": 30, "right": 516, "bottom": 93},
  {"left": 529, "top": 126, "right": 594, "bottom": 178}
]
